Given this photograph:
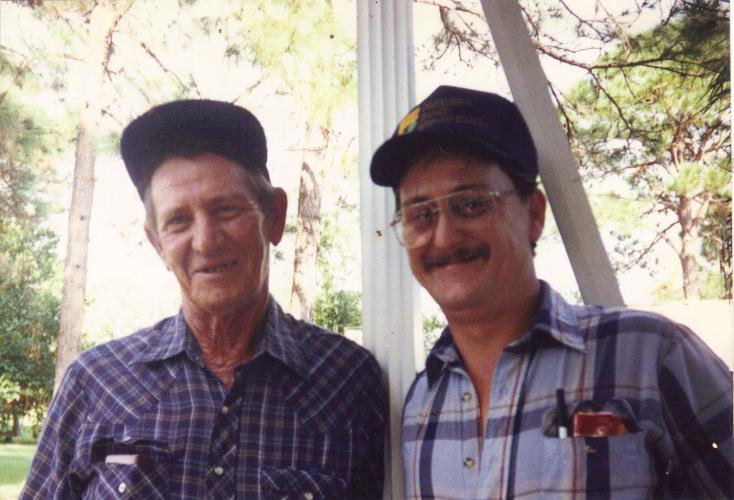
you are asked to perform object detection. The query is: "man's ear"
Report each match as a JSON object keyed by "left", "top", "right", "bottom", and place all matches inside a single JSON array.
[
  {"left": 267, "top": 187, "right": 288, "bottom": 245},
  {"left": 145, "top": 225, "right": 166, "bottom": 261},
  {"left": 528, "top": 189, "right": 546, "bottom": 244}
]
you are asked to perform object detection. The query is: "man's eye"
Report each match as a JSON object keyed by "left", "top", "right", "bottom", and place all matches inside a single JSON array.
[
  {"left": 453, "top": 194, "right": 491, "bottom": 217},
  {"left": 164, "top": 215, "right": 189, "bottom": 231},
  {"left": 214, "top": 205, "right": 239, "bottom": 217},
  {"left": 404, "top": 205, "right": 434, "bottom": 227}
]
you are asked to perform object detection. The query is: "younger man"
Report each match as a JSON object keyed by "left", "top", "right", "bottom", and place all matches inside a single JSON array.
[{"left": 370, "top": 85, "right": 732, "bottom": 498}]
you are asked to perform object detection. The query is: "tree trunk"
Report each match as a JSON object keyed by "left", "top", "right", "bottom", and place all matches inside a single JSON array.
[
  {"left": 54, "top": 0, "right": 128, "bottom": 392},
  {"left": 677, "top": 197, "right": 700, "bottom": 300},
  {"left": 289, "top": 125, "right": 327, "bottom": 321}
]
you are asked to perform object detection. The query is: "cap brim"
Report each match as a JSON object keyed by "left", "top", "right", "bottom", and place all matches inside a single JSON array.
[{"left": 370, "top": 130, "right": 516, "bottom": 188}]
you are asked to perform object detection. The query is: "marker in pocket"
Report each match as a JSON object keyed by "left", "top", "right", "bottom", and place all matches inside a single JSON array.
[{"left": 555, "top": 388, "right": 569, "bottom": 439}]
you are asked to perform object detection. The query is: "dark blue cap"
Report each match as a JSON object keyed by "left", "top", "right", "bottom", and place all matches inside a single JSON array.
[
  {"left": 120, "top": 99, "right": 268, "bottom": 198},
  {"left": 370, "top": 85, "right": 538, "bottom": 187}
]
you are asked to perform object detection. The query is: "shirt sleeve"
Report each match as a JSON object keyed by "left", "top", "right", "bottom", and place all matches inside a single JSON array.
[
  {"left": 658, "top": 322, "right": 733, "bottom": 498},
  {"left": 348, "top": 356, "right": 388, "bottom": 499},
  {"left": 20, "top": 362, "right": 87, "bottom": 499}
]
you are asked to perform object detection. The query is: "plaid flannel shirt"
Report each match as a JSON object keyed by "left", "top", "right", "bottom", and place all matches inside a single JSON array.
[
  {"left": 22, "top": 298, "right": 387, "bottom": 499},
  {"left": 402, "top": 281, "right": 733, "bottom": 499}
]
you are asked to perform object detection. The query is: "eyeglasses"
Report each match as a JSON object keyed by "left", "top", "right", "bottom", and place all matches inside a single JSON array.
[{"left": 390, "top": 187, "right": 518, "bottom": 248}]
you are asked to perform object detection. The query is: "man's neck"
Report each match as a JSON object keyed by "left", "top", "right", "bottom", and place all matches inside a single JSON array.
[
  {"left": 443, "top": 279, "right": 542, "bottom": 433},
  {"left": 182, "top": 296, "right": 269, "bottom": 389}
]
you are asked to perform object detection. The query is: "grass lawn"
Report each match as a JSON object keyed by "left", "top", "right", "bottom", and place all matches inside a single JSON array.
[{"left": 0, "top": 444, "right": 35, "bottom": 500}]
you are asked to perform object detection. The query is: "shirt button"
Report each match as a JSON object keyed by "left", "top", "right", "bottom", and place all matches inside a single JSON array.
[
  {"left": 464, "top": 457, "right": 475, "bottom": 469},
  {"left": 220, "top": 405, "right": 229, "bottom": 415},
  {"left": 213, "top": 466, "right": 224, "bottom": 476},
  {"left": 462, "top": 392, "right": 472, "bottom": 402},
  {"left": 118, "top": 482, "right": 127, "bottom": 493},
  {"left": 303, "top": 493, "right": 314, "bottom": 500}
]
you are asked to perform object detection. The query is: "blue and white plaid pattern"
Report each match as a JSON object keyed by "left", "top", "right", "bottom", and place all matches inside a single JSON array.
[
  {"left": 402, "top": 281, "right": 733, "bottom": 499},
  {"left": 22, "top": 298, "right": 387, "bottom": 499}
]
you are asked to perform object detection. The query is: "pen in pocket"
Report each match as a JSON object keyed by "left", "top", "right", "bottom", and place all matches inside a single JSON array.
[{"left": 556, "top": 388, "right": 568, "bottom": 439}]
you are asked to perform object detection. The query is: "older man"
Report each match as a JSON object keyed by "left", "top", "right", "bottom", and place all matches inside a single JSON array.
[
  {"left": 370, "top": 85, "right": 732, "bottom": 499},
  {"left": 22, "top": 100, "right": 386, "bottom": 499}
]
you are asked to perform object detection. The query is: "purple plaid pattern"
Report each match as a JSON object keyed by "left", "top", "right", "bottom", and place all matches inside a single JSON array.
[
  {"left": 21, "top": 299, "right": 387, "bottom": 499},
  {"left": 402, "top": 281, "right": 733, "bottom": 499}
]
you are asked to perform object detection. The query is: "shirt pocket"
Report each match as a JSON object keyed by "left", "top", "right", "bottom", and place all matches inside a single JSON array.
[
  {"left": 541, "top": 432, "right": 653, "bottom": 497},
  {"left": 261, "top": 467, "right": 347, "bottom": 500},
  {"left": 71, "top": 422, "right": 170, "bottom": 499}
]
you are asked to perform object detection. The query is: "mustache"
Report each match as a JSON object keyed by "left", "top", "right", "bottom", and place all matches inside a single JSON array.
[{"left": 422, "top": 244, "right": 491, "bottom": 271}]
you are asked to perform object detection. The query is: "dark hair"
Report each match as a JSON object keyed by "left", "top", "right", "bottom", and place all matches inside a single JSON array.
[
  {"left": 391, "top": 143, "right": 540, "bottom": 255},
  {"left": 392, "top": 142, "right": 538, "bottom": 208}
]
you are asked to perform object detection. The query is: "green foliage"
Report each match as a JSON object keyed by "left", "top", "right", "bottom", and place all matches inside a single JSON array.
[
  {"left": 652, "top": 278, "right": 687, "bottom": 301},
  {"left": 0, "top": 223, "right": 59, "bottom": 438},
  {"left": 565, "top": 13, "right": 731, "bottom": 298},
  {"left": 312, "top": 213, "right": 362, "bottom": 334},
  {"left": 219, "top": 0, "right": 356, "bottom": 128},
  {"left": 589, "top": 192, "right": 647, "bottom": 236},
  {"left": 0, "top": 42, "right": 64, "bottom": 435},
  {"left": 313, "top": 289, "right": 361, "bottom": 334},
  {"left": 701, "top": 194, "right": 731, "bottom": 293},
  {"left": 422, "top": 314, "right": 446, "bottom": 354},
  {"left": 699, "top": 269, "right": 727, "bottom": 299},
  {"left": 0, "top": 97, "right": 64, "bottom": 223},
  {"left": 667, "top": 0, "right": 730, "bottom": 109}
]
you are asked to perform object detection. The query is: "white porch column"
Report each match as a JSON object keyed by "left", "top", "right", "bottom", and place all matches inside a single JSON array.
[
  {"left": 480, "top": 0, "right": 625, "bottom": 306},
  {"left": 357, "top": 1, "right": 421, "bottom": 498}
]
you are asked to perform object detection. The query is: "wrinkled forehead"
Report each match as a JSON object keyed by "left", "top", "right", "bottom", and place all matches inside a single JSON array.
[{"left": 149, "top": 153, "right": 264, "bottom": 209}]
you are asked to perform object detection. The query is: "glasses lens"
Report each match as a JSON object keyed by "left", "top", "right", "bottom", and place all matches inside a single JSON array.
[
  {"left": 392, "top": 188, "right": 512, "bottom": 248},
  {"left": 391, "top": 218, "right": 419, "bottom": 248},
  {"left": 403, "top": 202, "right": 435, "bottom": 229},
  {"left": 449, "top": 190, "right": 495, "bottom": 219}
]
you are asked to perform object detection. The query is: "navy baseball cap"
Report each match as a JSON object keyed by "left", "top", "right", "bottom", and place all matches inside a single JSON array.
[
  {"left": 370, "top": 85, "right": 538, "bottom": 188},
  {"left": 120, "top": 99, "right": 268, "bottom": 198}
]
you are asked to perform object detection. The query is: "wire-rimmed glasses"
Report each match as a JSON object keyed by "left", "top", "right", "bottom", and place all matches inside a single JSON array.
[{"left": 389, "top": 187, "right": 518, "bottom": 248}]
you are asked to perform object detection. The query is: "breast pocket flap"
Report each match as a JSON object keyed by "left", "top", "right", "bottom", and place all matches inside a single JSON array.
[{"left": 262, "top": 467, "right": 346, "bottom": 500}]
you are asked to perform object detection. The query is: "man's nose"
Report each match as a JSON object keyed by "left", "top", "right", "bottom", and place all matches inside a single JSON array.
[
  {"left": 430, "top": 210, "right": 464, "bottom": 248},
  {"left": 192, "top": 216, "right": 222, "bottom": 253}
]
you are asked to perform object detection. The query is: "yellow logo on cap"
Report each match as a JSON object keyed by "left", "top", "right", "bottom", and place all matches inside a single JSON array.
[{"left": 398, "top": 106, "right": 421, "bottom": 135}]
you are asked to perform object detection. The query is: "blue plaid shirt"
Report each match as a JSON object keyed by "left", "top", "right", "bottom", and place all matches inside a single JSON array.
[
  {"left": 22, "top": 298, "right": 387, "bottom": 499},
  {"left": 402, "top": 281, "right": 733, "bottom": 499}
]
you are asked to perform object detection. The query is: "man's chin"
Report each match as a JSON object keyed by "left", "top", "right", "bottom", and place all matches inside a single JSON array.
[
  {"left": 430, "top": 293, "right": 480, "bottom": 314},
  {"left": 426, "top": 282, "right": 480, "bottom": 308}
]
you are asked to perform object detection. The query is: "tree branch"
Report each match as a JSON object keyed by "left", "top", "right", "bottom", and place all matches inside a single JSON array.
[{"left": 137, "top": 41, "right": 191, "bottom": 93}]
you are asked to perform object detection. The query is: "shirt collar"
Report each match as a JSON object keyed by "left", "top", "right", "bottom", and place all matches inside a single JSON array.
[
  {"left": 131, "top": 312, "right": 192, "bottom": 364},
  {"left": 131, "top": 297, "right": 310, "bottom": 379},
  {"left": 425, "top": 280, "right": 586, "bottom": 387},
  {"left": 511, "top": 280, "right": 587, "bottom": 352},
  {"left": 252, "top": 298, "right": 310, "bottom": 379},
  {"left": 425, "top": 328, "right": 462, "bottom": 387}
]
